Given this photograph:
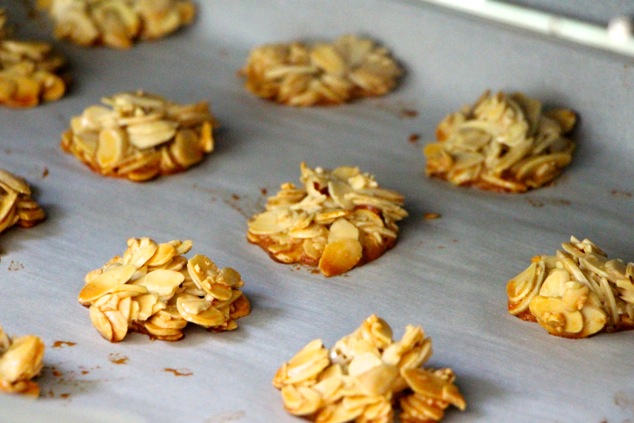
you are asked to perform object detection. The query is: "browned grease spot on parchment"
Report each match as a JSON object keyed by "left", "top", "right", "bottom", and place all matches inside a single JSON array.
[
  {"left": 108, "top": 353, "right": 128, "bottom": 365},
  {"left": 400, "top": 108, "right": 418, "bottom": 118},
  {"left": 611, "top": 189, "right": 632, "bottom": 198},
  {"left": 205, "top": 410, "right": 246, "bottom": 423},
  {"left": 42, "top": 364, "right": 102, "bottom": 399},
  {"left": 190, "top": 184, "right": 262, "bottom": 220},
  {"left": 164, "top": 368, "right": 193, "bottom": 377},
  {"left": 41, "top": 167, "right": 49, "bottom": 178},
  {"left": 8, "top": 261, "right": 24, "bottom": 271},
  {"left": 52, "top": 341, "right": 76, "bottom": 349},
  {"left": 615, "top": 390, "right": 634, "bottom": 413},
  {"left": 525, "top": 197, "right": 571, "bottom": 208},
  {"left": 423, "top": 212, "right": 441, "bottom": 220},
  {"left": 408, "top": 133, "right": 420, "bottom": 143}
]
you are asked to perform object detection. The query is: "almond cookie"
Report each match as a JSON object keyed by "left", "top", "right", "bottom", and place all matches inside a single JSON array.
[
  {"left": 240, "top": 34, "right": 401, "bottom": 106},
  {"left": 78, "top": 238, "right": 251, "bottom": 342},
  {"left": 507, "top": 236, "right": 634, "bottom": 338},
  {"left": 247, "top": 163, "right": 407, "bottom": 277},
  {"left": 0, "top": 9, "right": 67, "bottom": 108},
  {"left": 0, "top": 323, "right": 45, "bottom": 397},
  {"left": 37, "top": 0, "right": 195, "bottom": 49},
  {"left": 424, "top": 90, "right": 576, "bottom": 192},
  {"left": 273, "top": 315, "right": 466, "bottom": 422},
  {"left": 0, "top": 169, "right": 46, "bottom": 234},
  {"left": 60, "top": 90, "right": 216, "bottom": 181}
]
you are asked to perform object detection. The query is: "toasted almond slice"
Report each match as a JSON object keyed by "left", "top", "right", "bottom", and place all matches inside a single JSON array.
[
  {"left": 141, "top": 320, "right": 184, "bottom": 341},
  {"left": 0, "top": 190, "right": 18, "bottom": 224},
  {"left": 402, "top": 367, "right": 466, "bottom": 410},
  {"left": 96, "top": 127, "right": 128, "bottom": 168},
  {"left": 538, "top": 268, "right": 569, "bottom": 298},
  {"left": 328, "top": 218, "right": 359, "bottom": 242},
  {"left": 204, "top": 282, "right": 232, "bottom": 301},
  {"left": 248, "top": 209, "right": 295, "bottom": 235},
  {"left": 328, "top": 180, "right": 354, "bottom": 209},
  {"left": 127, "top": 120, "right": 178, "bottom": 149},
  {"left": 310, "top": 44, "right": 346, "bottom": 75},
  {"left": 149, "top": 307, "right": 188, "bottom": 330},
  {"left": 88, "top": 305, "right": 114, "bottom": 341},
  {"left": 174, "top": 294, "right": 211, "bottom": 315},
  {"left": 0, "top": 335, "right": 45, "bottom": 382},
  {"left": 229, "top": 293, "right": 251, "bottom": 319},
  {"left": 529, "top": 296, "right": 584, "bottom": 335},
  {"left": 216, "top": 267, "right": 243, "bottom": 288},
  {"left": 284, "top": 339, "right": 330, "bottom": 385},
  {"left": 78, "top": 263, "right": 139, "bottom": 305},
  {"left": 176, "top": 295, "right": 226, "bottom": 328},
  {"left": 169, "top": 239, "right": 193, "bottom": 255},
  {"left": 319, "top": 238, "right": 363, "bottom": 277},
  {"left": 280, "top": 385, "right": 322, "bottom": 416},
  {"left": 123, "top": 238, "right": 158, "bottom": 268},
  {"left": 145, "top": 242, "right": 177, "bottom": 267},
  {"left": 0, "top": 77, "right": 18, "bottom": 103},
  {"left": 187, "top": 254, "right": 219, "bottom": 287},
  {"left": 0, "top": 170, "right": 31, "bottom": 195},
  {"left": 134, "top": 293, "right": 160, "bottom": 321},
  {"left": 170, "top": 128, "right": 203, "bottom": 167},
  {"left": 129, "top": 268, "right": 184, "bottom": 300}
]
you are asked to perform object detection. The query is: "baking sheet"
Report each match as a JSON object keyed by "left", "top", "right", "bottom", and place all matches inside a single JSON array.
[{"left": 0, "top": 1, "right": 633, "bottom": 422}]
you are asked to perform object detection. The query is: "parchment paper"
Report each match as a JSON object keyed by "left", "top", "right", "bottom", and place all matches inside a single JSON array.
[{"left": 0, "top": 1, "right": 632, "bottom": 422}]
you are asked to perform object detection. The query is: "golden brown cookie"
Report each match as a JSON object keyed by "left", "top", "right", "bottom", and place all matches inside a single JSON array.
[
  {"left": 38, "top": 0, "right": 196, "bottom": 49},
  {"left": 240, "top": 34, "right": 401, "bottom": 106},
  {"left": 424, "top": 90, "right": 576, "bottom": 193},
  {"left": 0, "top": 9, "right": 67, "bottom": 108},
  {"left": 78, "top": 238, "right": 251, "bottom": 342},
  {"left": 507, "top": 236, "right": 634, "bottom": 338},
  {"left": 0, "top": 323, "right": 45, "bottom": 397},
  {"left": 60, "top": 90, "right": 216, "bottom": 182},
  {"left": 247, "top": 163, "right": 407, "bottom": 277},
  {"left": 0, "top": 169, "right": 45, "bottom": 234},
  {"left": 273, "top": 315, "right": 466, "bottom": 422}
]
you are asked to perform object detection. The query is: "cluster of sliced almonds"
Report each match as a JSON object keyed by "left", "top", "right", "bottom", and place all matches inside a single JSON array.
[
  {"left": 507, "top": 236, "right": 634, "bottom": 338},
  {"left": 0, "top": 169, "right": 46, "bottom": 234},
  {"left": 0, "top": 9, "right": 67, "bottom": 108},
  {"left": 424, "top": 90, "right": 577, "bottom": 193},
  {"left": 273, "top": 315, "right": 466, "bottom": 422},
  {"left": 60, "top": 90, "right": 216, "bottom": 181},
  {"left": 0, "top": 9, "right": 5, "bottom": 40},
  {"left": 247, "top": 162, "right": 407, "bottom": 277},
  {"left": 240, "top": 34, "right": 401, "bottom": 106},
  {"left": 0, "top": 323, "right": 45, "bottom": 397},
  {"left": 78, "top": 238, "right": 251, "bottom": 342},
  {"left": 37, "top": 0, "right": 196, "bottom": 49}
]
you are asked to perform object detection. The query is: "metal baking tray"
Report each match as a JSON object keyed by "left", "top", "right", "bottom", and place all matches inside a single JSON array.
[{"left": 1, "top": 1, "right": 632, "bottom": 422}]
